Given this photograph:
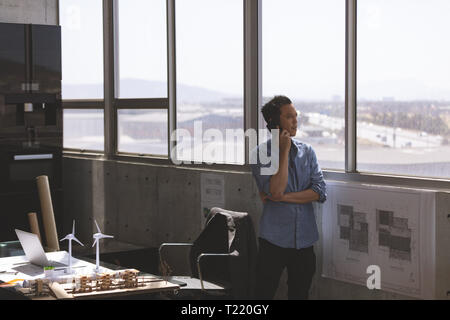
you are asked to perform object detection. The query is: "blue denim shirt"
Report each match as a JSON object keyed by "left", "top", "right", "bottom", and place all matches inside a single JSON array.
[{"left": 250, "top": 138, "right": 327, "bottom": 249}]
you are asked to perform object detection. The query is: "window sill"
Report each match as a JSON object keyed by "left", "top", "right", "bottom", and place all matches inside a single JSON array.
[{"left": 62, "top": 150, "right": 450, "bottom": 189}]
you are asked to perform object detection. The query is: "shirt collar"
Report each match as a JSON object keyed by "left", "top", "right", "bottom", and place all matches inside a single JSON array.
[{"left": 290, "top": 139, "right": 300, "bottom": 156}]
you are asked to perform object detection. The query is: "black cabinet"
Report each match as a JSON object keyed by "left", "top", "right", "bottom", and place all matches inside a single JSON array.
[
  {"left": 0, "top": 22, "right": 62, "bottom": 241},
  {"left": 31, "top": 25, "right": 62, "bottom": 95},
  {"left": 0, "top": 23, "right": 61, "bottom": 95},
  {"left": 0, "top": 23, "right": 26, "bottom": 94}
]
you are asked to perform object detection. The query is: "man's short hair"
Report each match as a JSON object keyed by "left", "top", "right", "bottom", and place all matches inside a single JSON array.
[{"left": 261, "top": 95, "right": 292, "bottom": 131}]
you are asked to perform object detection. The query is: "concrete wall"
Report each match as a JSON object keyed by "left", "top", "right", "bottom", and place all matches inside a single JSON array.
[
  {"left": 0, "top": 0, "right": 57, "bottom": 24},
  {"left": 62, "top": 156, "right": 450, "bottom": 300},
  {"left": 62, "top": 157, "right": 264, "bottom": 248}
]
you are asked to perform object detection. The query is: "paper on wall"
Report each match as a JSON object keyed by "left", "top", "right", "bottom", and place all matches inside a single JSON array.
[{"left": 200, "top": 173, "right": 225, "bottom": 227}]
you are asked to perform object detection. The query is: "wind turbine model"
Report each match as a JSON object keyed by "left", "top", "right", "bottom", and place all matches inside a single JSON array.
[
  {"left": 60, "top": 220, "right": 84, "bottom": 274},
  {"left": 92, "top": 220, "right": 114, "bottom": 273}
]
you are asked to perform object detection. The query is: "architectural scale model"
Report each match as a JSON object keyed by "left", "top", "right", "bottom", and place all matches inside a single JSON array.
[
  {"left": 21, "top": 269, "right": 166, "bottom": 298},
  {"left": 70, "top": 269, "right": 148, "bottom": 294}
]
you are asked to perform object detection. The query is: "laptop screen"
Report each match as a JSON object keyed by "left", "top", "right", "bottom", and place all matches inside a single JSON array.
[{"left": 15, "top": 229, "right": 50, "bottom": 266}]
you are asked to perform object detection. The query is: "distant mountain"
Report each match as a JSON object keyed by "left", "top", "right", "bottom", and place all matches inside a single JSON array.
[
  {"left": 62, "top": 78, "right": 237, "bottom": 103},
  {"left": 358, "top": 78, "right": 450, "bottom": 101}
]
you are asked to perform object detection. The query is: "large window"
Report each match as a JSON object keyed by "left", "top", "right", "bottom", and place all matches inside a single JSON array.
[
  {"left": 60, "top": 0, "right": 450, "bottom": 183},
  {"left": 116, "top": 0, "right": 167, "bottom": 98},
  {"left": 262, "top": 0, "right": 346, "bottom": 170},
  {"left": 175, "top": 0, "right": 244, "bottom": 164},
  {"left": 357, "top": 0, "right": 450, "bottom": 178},
  {"left": 118, "top": 109, "right": 168, "bottom": 156},
  {"left": 60, "top": 0, "right": 104, "bottom": 99},
  {"left": 63, "top": 109, "right": 104, "bottom": 151},
  {"left": 60, "top": 0, "right": 104, "bottom": 152},
  {"left": 114, "top": 0, "right": 169, "bottom": 158}
]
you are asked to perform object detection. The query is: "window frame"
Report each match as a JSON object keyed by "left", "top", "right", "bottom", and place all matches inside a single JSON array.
[
  {"left": 60, "top": 0, "right": 450, "bottom": 188},
  {"left": 59, "top": 0, "right": 105, "bottom": 154},
  {"left": 62, "top": 104, "right": 105, "bottom": 153}
]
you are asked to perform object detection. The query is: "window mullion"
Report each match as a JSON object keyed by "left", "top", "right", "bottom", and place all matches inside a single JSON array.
[
  {"left": 244, "top": 0, "right": 261, "bottom": 164},
  {"left": 103, "top": 0, "right": 117, "bottom": 159},
  {"left": 167, "top": 0, "right": 177, "bottom": 162},
  {"left": 345, "top": 0, "right": 357, "bottom": 172}
]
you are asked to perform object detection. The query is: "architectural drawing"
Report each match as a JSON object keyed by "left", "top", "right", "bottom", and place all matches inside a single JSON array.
[
  {"left": 376, "top": 209, "right": 412, "bottom": 262},
  {"left": 338, "top": 204, "right": 369, "bottom": 253},
  {"left": 322, "top": 181, "right": 435, "bottom": 299}
]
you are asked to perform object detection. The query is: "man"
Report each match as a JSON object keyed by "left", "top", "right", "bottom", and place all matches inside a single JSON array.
[{"left": 250, "top": 95, "right": 327, "bottom": 300}]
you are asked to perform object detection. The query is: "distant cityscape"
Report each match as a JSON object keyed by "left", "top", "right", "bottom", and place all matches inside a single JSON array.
[{"left": 63, "top": 80, "right": 450, "bottom": 178}]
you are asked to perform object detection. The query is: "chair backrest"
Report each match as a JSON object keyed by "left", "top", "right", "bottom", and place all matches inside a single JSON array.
[
  {"left": 228, "top": 213, "right": 257, "bottom": 299},
  {"left": 189, "top": 212, "right": 230, "bottom": 286},
  {"left": 189, "top": 208, "right": 258, "bottom": 298}
]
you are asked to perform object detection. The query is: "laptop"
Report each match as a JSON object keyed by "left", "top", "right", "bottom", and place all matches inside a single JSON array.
[{"left": 15, "top": 229, "right": 67, "bottom": 268}]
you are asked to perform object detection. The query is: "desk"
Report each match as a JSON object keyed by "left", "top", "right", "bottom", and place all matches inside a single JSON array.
[{"left": 0, "top": 242, "right": 179, "bottom": 300}]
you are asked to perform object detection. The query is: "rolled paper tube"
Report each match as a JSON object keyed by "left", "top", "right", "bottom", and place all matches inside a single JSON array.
[
  {"left": 27, "top": 212, "right": 42, "bottom": 244},
  {"left": 48, "top": 282, "right": 74, "bottom": 299},
  {"left": 36, "top": 175, "right": 60, "bottom": 251}
]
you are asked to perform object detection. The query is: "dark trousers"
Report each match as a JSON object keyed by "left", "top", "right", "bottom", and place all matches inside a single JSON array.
[{"left": 255, "top": 238, "right": 316, "bottom": 300}]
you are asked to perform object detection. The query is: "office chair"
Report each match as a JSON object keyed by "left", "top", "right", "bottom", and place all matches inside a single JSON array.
[{"left": 158, "top": 207, "right": 257, "bottom": 299}]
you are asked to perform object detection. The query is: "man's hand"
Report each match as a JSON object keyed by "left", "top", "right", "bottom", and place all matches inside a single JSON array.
[
  {"left": 267, "top": 193, "right": 285, "bottom": 202},
  {"left": 269, "top": 126, "right": 291, "bottom": 198},
  {"left": 279, "top": 127, "right": 291, "bottom": 154},
  {"left": 281, "top": 189, "right": 319, "bottom": 204},
  {"left": 265, "top": 189, "right": 319, "bottom": 204},
  {"left": 259, "top": 191, "right": 285, "bottom": 203}
]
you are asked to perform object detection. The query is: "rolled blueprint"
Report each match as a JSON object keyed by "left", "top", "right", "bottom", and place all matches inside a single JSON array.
[
  {"left": 36, "top": 175, "right": 60, "bottom": 251},
  {"left": 27, "top": 212, "right": 42, "bottom": 244},
  {"left": 48, "top": 282, "right": 74, "bottom": 299}
]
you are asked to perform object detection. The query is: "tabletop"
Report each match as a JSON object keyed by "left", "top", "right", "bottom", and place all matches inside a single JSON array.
[{"left": 0, "top": 242, "right": 179, "bottom": 300}]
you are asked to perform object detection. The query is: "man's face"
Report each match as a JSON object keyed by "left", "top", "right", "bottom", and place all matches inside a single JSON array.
[{"left": 279, "top": 103, "right": 298, "bottom": 137}]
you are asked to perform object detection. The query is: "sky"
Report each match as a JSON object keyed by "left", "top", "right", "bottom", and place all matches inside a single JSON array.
[{"left": 59, "top": 0, "right": 450, "bottom": 101}]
